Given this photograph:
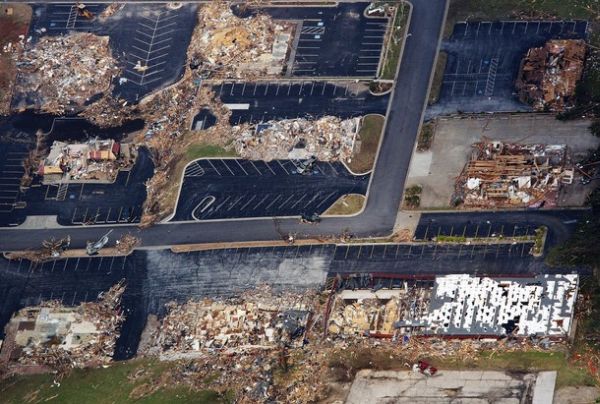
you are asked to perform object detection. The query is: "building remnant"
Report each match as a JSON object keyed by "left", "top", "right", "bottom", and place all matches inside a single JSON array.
[
  {"left": 152, "top": 287, "right": 313, "bottom": 357},
  {"left": 328, "top": 274, "right": 578, "bottom": 339},
  {"left": 233, "top": 116, "right": 360, "bottom": 161},
  {"left": 188, "top": 2, "right": 294, "bottom": 78},
  {"left": 38, "top": 139, "right": 135, "bottom": 183},
  {"left": 0, "top": 281, "right": 126, "bottom": 375},
  {"left": 454, "top": 139, "right": 573, "bottom": 208},
  {"left": 14, "top": 33, "right": 119, "bottom": 113},
  {"left": 516, "top": 39, "right": 586, "bottom": 112}
]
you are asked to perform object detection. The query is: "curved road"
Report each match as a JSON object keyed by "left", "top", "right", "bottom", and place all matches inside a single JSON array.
[{"left": 0, "top": 0, "right": 583, "bottom": 251}]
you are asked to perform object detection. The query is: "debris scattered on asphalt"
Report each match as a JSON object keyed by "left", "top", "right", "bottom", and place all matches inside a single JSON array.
[
  {"left": 233, "top": 117, "right": 360, "bottom": 161},
  {"left": 516, "top": 39, "right": 586, "bottom": 112},
  {"left": 15, "top": 33, "right": 119, "bottom": 114},
  {"left": 189, "top": 1, "right": 294, "bottom": 78}
]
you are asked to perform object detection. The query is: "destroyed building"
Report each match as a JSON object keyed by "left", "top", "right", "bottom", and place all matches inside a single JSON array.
[
  {"left": 0, "top": 281, "right": 126, "bottom": 374},
  {"left": 454, "top": 139, "right": 574, "bottom": 208},
  {"left": 153, "top": 289, "right": 313, "bottom": 356},
  {"left": 233, "top": 116, "right": 360, "bottom": 161},
  {"left": 38, "top": 139, "right": 135, "bottom": 183},
  {"left": 516, "top": 39, "right": 586, "bottom": 112},
  {"left": 189, "top": 2, "right": 293, "bottom": 78},
  {"left": 327, "top": 274, "right": 578, "bottom": 339},
  {"left": 14, "top": 33, "right": 119, "bottom": 113}
]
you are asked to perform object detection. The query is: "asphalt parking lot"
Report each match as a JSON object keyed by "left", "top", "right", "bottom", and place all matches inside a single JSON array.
[
  {"left": 428, "top": 20, "right": 588, "bottom": 117},
  {"left": 325, "top": 241, "right": 579, "bottom": 277},
  {"left": 214, "top": 80, "right": 389, "bottom": 124},
  {"left": 28, "top": 3, "right": 197, "bottom": 103},
  {"left": 0, "top": 147, "right": 153, "bottom": 227},
  {"left": 107, "top": 4, "right": 198, "bottom": 102},
  {"left": 171, "top": 158, "right": 368, "bottom": 221},
  {"left": 239, "top": 2, "right": 388, "bottom": 77},
  {"left": 0, "top": 144, "right": 28, "bottom": 215},
  {"left": 38, "top": 3, "right": 106, "bottom": 33}
]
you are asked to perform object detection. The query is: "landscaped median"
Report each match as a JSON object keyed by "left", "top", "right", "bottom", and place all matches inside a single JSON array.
[
  {"left": 378, "top": 1, "right": 411, "bottom": 80},
  {"left": 346, "top": 114, "right": 385, "bottom": 174},
  {"left": 426, "top": 225, "right": 549, "bottom": 256}
]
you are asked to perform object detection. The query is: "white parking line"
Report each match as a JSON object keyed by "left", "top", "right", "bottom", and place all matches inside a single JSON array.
[
  {"left": 212, "top": 196, "right": 231, "bottom": 212},
  {"left": 239, "top": 195, "right": 257, "bottom": 211},
  {"left": 234, "top": 160, "right": 249, "bottom": 175},
  {"left": 265, "top": 195, "right": 283, "bottom": 210},
  {"left": 206, "top": 160, "right": 222, "bottom": 175},
  {"left": 253, "top": 194, "right": 270, "bottom": 210},
  {"left": 249, "top": 161, "right": 263, "bottom": 175},
  {"left": 220, "top": 160, "right": 235, "bottom": 175}
]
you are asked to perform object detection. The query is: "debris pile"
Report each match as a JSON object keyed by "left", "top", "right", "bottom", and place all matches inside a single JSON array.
[
  {"left": 140, "top": 85, "right": 236, "bottom": 225},
  {"left": 15, "top": 33, "right": 119, "bottom": 113},
  {"left": 38, "top": 139, "right": 135, "bottom": 183},
  {"left": 328, "top": 288, "right": 430, "bottom": 337},
  {"left": 5, "top": 236, "right": 71, "bottom": 263},
  {"left": 154, "top": 288, "right": 313, "bottom": 355},
  {"left": 233, "top": 116, "right": 360, "bottom": 161},
  {"left": 0, "top": 281, "right": 126, "bottom": 374},
  {"left": 455, "top": 139, "right": 574, "bottom": 208},
  {"left": 516, "top": 39, "right": 586, "bottom": 111},
  {"left": 189, "top": 2, "right": 293, "bottom": 78}
]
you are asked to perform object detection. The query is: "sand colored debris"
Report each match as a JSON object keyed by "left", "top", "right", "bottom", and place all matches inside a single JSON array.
[
  {"left": 15, "top": 33, "right": 119, "bottom": 113},
  {"left": 152, "top": 287, "right": 314, "bottom": 355},
  {"left": 233, "top": 117, "right": 360, "bottom": 161},
  {"left": 455, "top": 139, "right": 574, "bottom": 208},
  {"left": 189, "top": 2, "right": 293, "bottom": 78},
  {"left": 516, "top": 39, "right": 586, "bottom": 112},
  {"left": 0, "top": 281, "right": 126, "bottom": 375}
]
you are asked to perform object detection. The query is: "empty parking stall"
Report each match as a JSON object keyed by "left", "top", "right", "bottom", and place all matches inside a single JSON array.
[
  {"left": 215, "top": 80, "right": 389, "bottom": 125},
  {"left": 172, "top": 158, "right": 369, "bottom": 221},
  {"left": 433, "top": 20, "right": 588, "bottom": 114}
]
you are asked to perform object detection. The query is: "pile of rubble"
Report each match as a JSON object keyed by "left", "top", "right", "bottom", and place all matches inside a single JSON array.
[
  {"left": 455, "top": 139, "right": 574, "bottom": 208},
  {"left": 153, "top": 288, "right": 313, "bottom": 355},
  {"left": 328, "top": 288, "right": 430, "bottom": 337},
  {"left": 15, "top": 33, "right": 119, "bottom": 113},
  {"left": 516, "top": 39, "right": 586, "bottom": 112},
  {"left": 1, "top": 281, "right": 126, "bottom": 373},
  {"left": 38, "top": 139, "right": 135, "bottom": 183},
  {"left": 233, "top": 116, "right": 360, "bottom": 161},
  {"left": 189, "top": 2, "right": 293, "bottom": 78},
  {"left": 140, "top": 85, "right": 235, "bottom": 225}
]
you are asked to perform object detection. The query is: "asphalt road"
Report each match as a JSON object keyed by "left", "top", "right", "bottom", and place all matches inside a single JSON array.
[{"left": 4, "top": 0, "right": 577, "bottom": 253}]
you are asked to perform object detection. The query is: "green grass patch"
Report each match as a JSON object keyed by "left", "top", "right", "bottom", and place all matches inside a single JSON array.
[
  {"left": 323, "top": 194, "right": 365, "bottom": 215},
  {"left": 435, "top": 235, "right": 468, "bottom": 243},
  {"left": 347, "top": 114, "right": 384, "bottom": 173},
  {"left": 0, "top": 359, "right": 227, "bottom": 404},
  {"left": 428, "top": 52, "right": 447, "bottom": 105},
  {"left": 380, "top": 3, "right": 410, "bottom": 80},
  {"left": 185, "top": 143, "right": 238, "bottom": 161}
]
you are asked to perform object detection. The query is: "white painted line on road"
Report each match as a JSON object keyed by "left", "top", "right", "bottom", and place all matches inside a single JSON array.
[
  {"left": 206, "top": 160, "right": 222, "bottom": 176},
  {"left": 220, "top": 160, "right": 235, "bottom": 175},
  {"left": 253, "top": 194, "right": 270, "bottom": 210},
  {"left": 234, "top": 160, "right": 249, "bottom": 176},
  {"left": 249, "top": 161, "right": 263, "bottom": 175},
  {"left": 265, "top": 195, "right": 283, "bottom": 210},
  {"left": 239, "top": 195, "right": 257, "bottom": 211}
]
